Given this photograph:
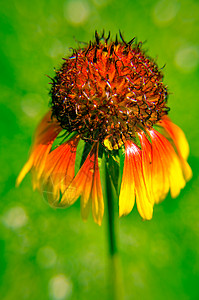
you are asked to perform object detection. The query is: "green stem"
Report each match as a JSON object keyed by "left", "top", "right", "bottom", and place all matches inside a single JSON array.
[
  {"left": 105, "top": 158, "right": 124, "bottom": 300},
  {"left": 106, "top": 164, "right": 117, "bottom": 256}
]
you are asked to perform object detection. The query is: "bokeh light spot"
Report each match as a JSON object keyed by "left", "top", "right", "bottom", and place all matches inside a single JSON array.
[
  {"left": 64, "top": 0, "right": 90, "bottom": 25},
  {"left": 2, "top": 206, "right": 28, "bottom": 229},
  {"left": 37, "top": 246, "right": 57, "bottom": 268},
  {"left": 153, "top": 0, "right": 180, "bottom": 26},
  {"left": 21, "top": 93, "right": 44, "bottom": 117},
  {"left": 48, "top": 39, "right": 65, "bottom": 58},
  {"left": 49, "top": 274, "right": 73, "bottom": 300},
  {"left": 174, "top": 45, "right": 199, "bottom": 73}
]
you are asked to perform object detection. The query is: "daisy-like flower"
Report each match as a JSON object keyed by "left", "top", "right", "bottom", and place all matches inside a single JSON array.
[{"left": 17, "top": 32, "right": 192, "bottom": 225}]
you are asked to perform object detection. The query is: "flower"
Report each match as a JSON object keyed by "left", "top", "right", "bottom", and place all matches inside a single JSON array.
[{"left": 17, "top": 32, "right": 192, "bottom": 225}]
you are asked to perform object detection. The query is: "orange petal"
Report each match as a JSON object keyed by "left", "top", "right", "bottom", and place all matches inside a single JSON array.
[
  {"left": 148, "top": 130, "right": 170, "bottom": 203},
  {"left": 119, "top": 140, "right": 153, "bottom": 220},
  {"left": 160, "top": 116, "right": 189, "bottom": 159},
  {"left": 138, "top": 131, "right": 154, "bottom": 205},
  {"left": 42, "top": 136, "right": 79, "bottom": 204},
  {"left": 159, "top": 116, "right": 192, "bottom": 181},
  {"left": 61, "top": 143, "right": 104, "bottom": 225},
  {"left": 16, "top": 111, "right": 62, "bottom": 187},
  {"left": 149, "top": 129, "right": 185, "bottom": 201}
]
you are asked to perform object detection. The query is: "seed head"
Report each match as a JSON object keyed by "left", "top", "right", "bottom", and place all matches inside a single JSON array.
[{"left": 50, "top": 32, "right": 169, "bottom": 150}]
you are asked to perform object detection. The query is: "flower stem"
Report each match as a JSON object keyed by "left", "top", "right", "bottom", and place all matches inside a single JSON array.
[{"left": 105, "top": 159, "right": 124, "bottom": 300}]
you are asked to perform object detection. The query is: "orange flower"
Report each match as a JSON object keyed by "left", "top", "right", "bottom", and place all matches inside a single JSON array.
[{"left": 17, "top": 32, "right": 192, "bottom": 225}]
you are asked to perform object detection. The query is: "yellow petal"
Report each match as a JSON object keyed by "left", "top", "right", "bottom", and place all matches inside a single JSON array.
[
  {"left": 16, "top": 156, "right": 34, "bottom": 187},
  {"left": 160, "top": 116, "right": 189, "bottom": 160},
  {"left": 159, "top": 116, "right": 192, "bottom": 183},
  {"left": 181, "top": 159, "right": 192, "bottom": 182},
  {"left": 149, "top": 129, "right": 185, "bottom": 200},
  {"left": 149, "top": 129, "right": 170, "bottom": 203},
  {"left": 138, "top": 132, "right": 154, "bottom": 205},
  {"left": 120, "top": 140, "right": 153, "bottom": 220},
  {"left": 119, "top": 145, "right": 135, "bottom": 217}
]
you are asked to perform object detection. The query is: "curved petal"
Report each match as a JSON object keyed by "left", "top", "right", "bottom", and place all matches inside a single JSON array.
[
  {"left": 61, "top": 143, "right": 104, "bottom": 225},
  {"left": 159, "top": 116, "right": 192, "bottom": 181},
  {"left": 42, "top": 136, "right": 79, "bottom": 205},
  {"left": 119, "top": 140, "right": 153, "bottom": 220},
  {"left": 148, "top": 129, "right": 185, "bottom": 202},
  {"left": 138, "top": 131, "right": 155, "bottom": 205},
  {"left": 119, "top": 143, "right": 135, "bottom": 217},
  {"left": 148, "top": 130, "right": 170, "bottom": 203},
  {"left": 159, "top": 116, "right": 189, "bottom": 159},
  {"left": 16, "top": 111, "right": 62, "bottom": 187}
]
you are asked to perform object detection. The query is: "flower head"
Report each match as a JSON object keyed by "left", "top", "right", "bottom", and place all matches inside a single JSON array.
[
  {"left": 51, "top": 31, "right": 169, "bottom": 150},
  {"left": 17, "top": 32, "right": 192, "bottom": 225}
]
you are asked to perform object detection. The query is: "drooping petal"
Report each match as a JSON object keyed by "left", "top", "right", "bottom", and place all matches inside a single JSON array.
[
  {"left": 159, "top": 116, "right": 192, "bottom": 181},
  {"left": 138, "top": 131, "right": 155, "bottom": 205},
  {"left": 16, "top": 111, "right": 62, "bottom": 187},
  {"left": 148, "top": 129, "right": 170, "bottom": 203},
  {"left": 119, "top": 140, "right": 153, "bottom": 220},
  {"left": 41, "top": 136, "right": 79, "bottom": 205},
  {"left": 178, "top": 157, "right": 192, "bottom": 182},
  {"left": 119, "top": 143, "right": 135, "bottom": 217},
  {"left": 159, "top": 116, "right": 189, "bottom": 159},
  {"left": 61, "top": 143, "right": 104, "bottom": 225},
  {"left": 61, "top": 146, "right": 95, "bottom": 207},
  {"left": 149, "top": 129, "right": 186, "bottom": 202}
]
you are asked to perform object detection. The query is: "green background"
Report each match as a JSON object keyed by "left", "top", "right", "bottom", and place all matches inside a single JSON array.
[{"left": 0, "top": 0, "right": 199, "bottom": 299}]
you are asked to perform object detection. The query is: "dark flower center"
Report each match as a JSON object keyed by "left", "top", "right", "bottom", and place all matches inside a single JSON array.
[{"left": 50, "top": 33, "right": 169, "bottom": 150}]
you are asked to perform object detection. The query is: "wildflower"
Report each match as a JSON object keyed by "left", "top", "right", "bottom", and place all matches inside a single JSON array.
[{"left": 17, "top": 32, "right": 192, "bottom": 225}]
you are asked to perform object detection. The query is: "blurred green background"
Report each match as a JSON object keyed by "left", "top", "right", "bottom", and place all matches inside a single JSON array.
[{"left": 0, "top": 0, "right": 199, "bottom": 299}]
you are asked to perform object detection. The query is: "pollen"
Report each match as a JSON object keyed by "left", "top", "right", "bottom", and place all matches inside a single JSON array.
[{"left": 50, "top": 32, "right": 169, "bottom": 150}]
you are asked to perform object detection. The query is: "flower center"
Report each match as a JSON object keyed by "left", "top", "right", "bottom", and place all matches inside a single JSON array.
[{"left": 50, "top": 33, "right": 169, "bottom": 150}]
